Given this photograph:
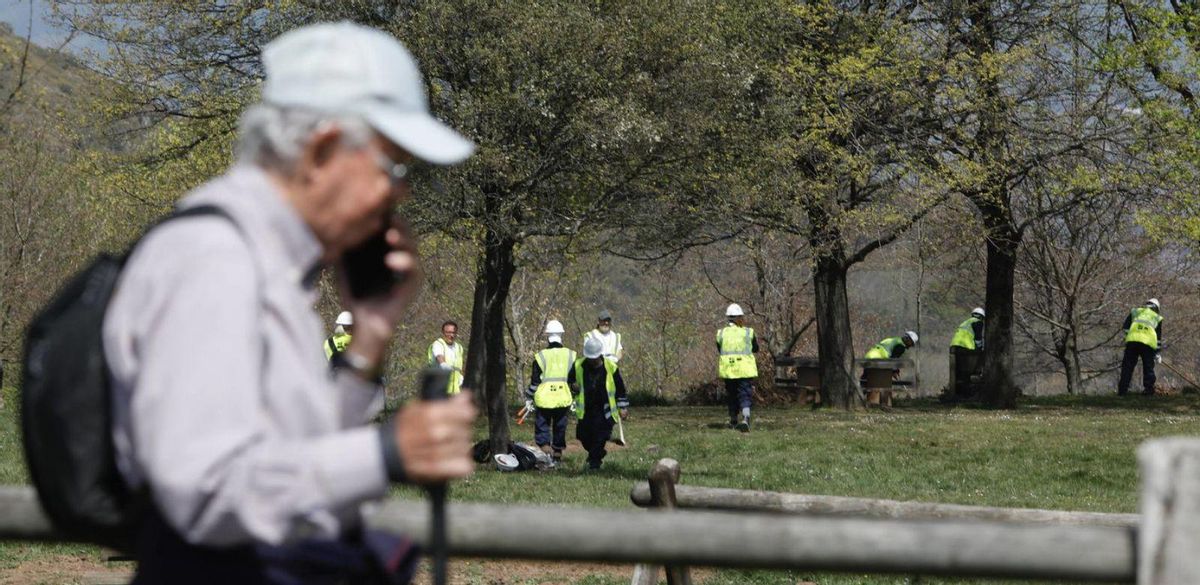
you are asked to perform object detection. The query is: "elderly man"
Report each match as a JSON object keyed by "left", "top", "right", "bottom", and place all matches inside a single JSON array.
[
  {"left": 583, "top": 309, "right": 624, "bottom": 362},
  {"left": 103, "top": 22, "right": 477, "bottom": 583}
]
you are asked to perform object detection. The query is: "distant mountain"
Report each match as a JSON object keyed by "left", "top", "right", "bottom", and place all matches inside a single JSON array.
[{"left": 0, "top": 21, "right": 102, "bottom": 119}]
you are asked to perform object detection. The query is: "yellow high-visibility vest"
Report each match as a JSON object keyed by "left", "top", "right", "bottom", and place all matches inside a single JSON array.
[
  {"left": 324, "top": 333, "right": 351, "bottom": 360},
  {"left": 716, "top": 325, "right": 757, "bottom": 379},
  {"left": 865, "top": 337, "right": 904, "bottom": 359},
  {"left": 950, "top": 317, "right": 982, "bottom": 351},
  {"left": 1125, "top": 307, "right": 1163, "bottom": 349},
  {"left": 534, "top": 347, "right": 576, "bottom": 408},
  {"left": 573, "top": 357, "right": 620, "bottom": 422}
]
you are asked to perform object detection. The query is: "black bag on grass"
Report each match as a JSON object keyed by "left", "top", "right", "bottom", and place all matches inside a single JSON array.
[{"left": 21, "top": 206, "right": 233, "bottom": 550}]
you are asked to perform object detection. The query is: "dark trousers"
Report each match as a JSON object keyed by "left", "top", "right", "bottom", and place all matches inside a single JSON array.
[
  {"left": 723, "top": 378, "right": 753, "bottom": 422},
  {"left": 132, "top": 508, "right": 419, "bottom": 585},
  {"left": 576, "top": 415, "right": 614, "bottom": 467},
  {"left": 1118, "top": 342, "right": 1157, "bottom": 395},
  {"left": 534, "top": 407, "right": 570, "bottom": 451}
]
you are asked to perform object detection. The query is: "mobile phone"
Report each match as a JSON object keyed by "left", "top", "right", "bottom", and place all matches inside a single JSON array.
[{"left": 342, "top": 231, "right": 406, "bottom": 299}]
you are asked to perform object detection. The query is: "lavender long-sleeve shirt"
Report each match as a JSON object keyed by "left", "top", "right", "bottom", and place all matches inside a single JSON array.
[{"left": 104, "top": 165, "right": 389, "bottom": 547}]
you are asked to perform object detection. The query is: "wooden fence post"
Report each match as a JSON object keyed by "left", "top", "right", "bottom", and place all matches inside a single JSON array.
[
  {"left": 632, "top": 459, "right": 691, "bottom": 585},
  {"left": 1138, "top": 438, "right": 1200, "bottom": 584}
]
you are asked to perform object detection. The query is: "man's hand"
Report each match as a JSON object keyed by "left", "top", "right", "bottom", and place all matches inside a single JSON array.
[
  {"left": 524, "top": 399, "right": 535, "bottom": 413},
  {"left": 619, "top": 408, "right": 629, "bottom": 420},
  {"left": 1156, "top": 354, "right": 1163, "bottom": 364},
  {"left": 339, "top": 219, "right": 423, "bottom": 368},
  {"left": 392, "top": 393, "right": 477, "bottom": 485}
]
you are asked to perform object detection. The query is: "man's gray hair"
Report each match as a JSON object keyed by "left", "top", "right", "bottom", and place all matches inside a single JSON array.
[{"left": 236, "top": 104, "right": 374, "bottom": 173}]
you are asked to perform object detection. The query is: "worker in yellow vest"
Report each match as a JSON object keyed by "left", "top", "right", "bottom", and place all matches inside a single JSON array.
[
  {"left": 523, "top": 319, "right": 577, "bottom": 464},
  {"left": 427, "top": 320, "right": 464, "bottom": 395},
  {"left": 717, "top": 303, "right": 758, "bottom": 432},
  {"left": 570, "top": 336, "right": 629, "bottom": 470},
  {"left": 864, "top": 331, "right": 918, "bottom": 359},
  {"left": 323, "top": 310, "right": 353, "bottom": 360},
  {"left": 950, "top": 308, "right": 985, "bottom": 352},
  {"left": 949, "top": 308, "right": 984, "bottom": 398},
  {"left": 583, "top": 309, "right": 624, "bottom": 362},
  {"left": 1118, "top": 298, "right": 1163, "bottom": 396}
]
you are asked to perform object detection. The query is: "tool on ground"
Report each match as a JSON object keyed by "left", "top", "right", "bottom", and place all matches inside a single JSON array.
[
  {"left": 419, "top": 367, "right": 451, "bottom": 585},
  {"left": 1160, "top": 358, "right": 1200, "bottom": 390}
]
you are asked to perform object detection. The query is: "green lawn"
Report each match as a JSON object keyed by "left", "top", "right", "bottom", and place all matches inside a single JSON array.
[{"left": 5, "top": 385, "right": 1198, "bottom": 583}]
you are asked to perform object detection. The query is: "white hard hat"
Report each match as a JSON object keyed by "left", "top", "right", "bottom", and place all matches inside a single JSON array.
[
  {"left": 971, "top": 307, "right": 985, "bottom": 318},
  {"left": 494, "top": 453, "right": 519, "bottom": 472},
  {"left": 904, "top": 331, "right": 919, "bottom": 344},
  {"left": 335, "top": 311, "right": 353, "bottom": 326},
  {"left": 1147, "top": 298, "right": 1161, "bottom": 310},
  {"left": 544, "top": 320, "right": 565, "bottom": 335},
  {"left": 583, "top": 337, "right": 604, "bottom": 359},
  {"left": 725, "top": 303, "right": 744, "bottom": 317}
]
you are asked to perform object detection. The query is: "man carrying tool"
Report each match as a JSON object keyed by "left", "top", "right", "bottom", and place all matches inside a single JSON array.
[
  {"left": 102, "top": 22, "right": 478, "bottom": 582},
  {"left": 324, "top": 310, "right": 354, "bottom": 360},
  {"left": 571, "top": 337, "right": 629, "bottom": 470},
  {"left": 717, "top": 303, "right": 758, "bottom": 432},
  {"left": 524, "top": 319, "right": 576, "bottom": 464},
  {"left": 428, "top": 320, "right": 464, "bottom": 394},
  {"left": 583, "top": 309, "right": 624, "bottom": 362},
  {"left": 1118, "top": 298, "right": 1163, "bottom": 396},
  {"left": 865, "top": 331, "right": 918, "bottom": 359}
]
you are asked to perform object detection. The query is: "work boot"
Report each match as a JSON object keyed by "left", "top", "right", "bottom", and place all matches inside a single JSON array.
[
  {"left": 736, "top": 419, "right": 750, "bottom": 433},
  {"left": 552, "top": 450, "right": 563, "bottom": 463}
]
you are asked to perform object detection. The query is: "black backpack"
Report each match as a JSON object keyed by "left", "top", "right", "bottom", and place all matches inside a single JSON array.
[{"left": 21, "top": 205, "right": 234, "bottom": 550}]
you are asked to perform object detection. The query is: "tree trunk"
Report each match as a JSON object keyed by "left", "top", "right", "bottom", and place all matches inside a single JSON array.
[
  {"left": 981, "top": 227, "right": 1021, "bottom": 408},
  {"left": 1063, "top": 333, "right": 1083, "bottom": 395},
  {"left": 812, "top": 255, "right": 860, "bottom": 409},
  {"left": 463, "top": 230, "right": 518, "bottom": 455}
]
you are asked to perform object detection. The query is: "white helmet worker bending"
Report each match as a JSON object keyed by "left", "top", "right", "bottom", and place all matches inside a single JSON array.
[
  {"left": 725, "top": 303, "right": 745, "bottom": 318},
  {"left": 971, "top": 307, "right": 985, "bottom": 318}
]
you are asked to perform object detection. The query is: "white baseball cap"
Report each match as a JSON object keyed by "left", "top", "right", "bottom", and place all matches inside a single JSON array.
[{"left": 261, "top": 22, "right": 475, "bottom": 165}]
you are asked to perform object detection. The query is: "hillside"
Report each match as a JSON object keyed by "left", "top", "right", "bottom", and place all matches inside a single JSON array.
[{"left": 0, "top": 21, "right": 102, "bottom": 120}]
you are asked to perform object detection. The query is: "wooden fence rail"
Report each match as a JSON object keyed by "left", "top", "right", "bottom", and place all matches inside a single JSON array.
[
  {"left": 0, "top": 484, "right": 1136, "bottom": 582},
  {"left": 629, "top": 482, "right": 1139, "bottom": 527}
]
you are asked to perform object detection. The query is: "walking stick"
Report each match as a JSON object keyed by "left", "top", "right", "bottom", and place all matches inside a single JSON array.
[{"left": 419, "top": 368, "right": 451, "bottom": 585}]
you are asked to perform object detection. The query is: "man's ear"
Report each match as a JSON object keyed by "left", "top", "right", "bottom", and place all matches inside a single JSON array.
[{"left": 298, "top": 123, "right": 343, "bottom": 179}]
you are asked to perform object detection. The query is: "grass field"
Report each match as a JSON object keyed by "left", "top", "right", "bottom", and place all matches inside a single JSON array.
[{"left": 3, "top": 385, "right": 1198, "bottom": 584}]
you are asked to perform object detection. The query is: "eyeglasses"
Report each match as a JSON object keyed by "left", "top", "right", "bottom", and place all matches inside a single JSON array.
[{"left": 373, "top": 150, "right": 410, "bottom": 188}]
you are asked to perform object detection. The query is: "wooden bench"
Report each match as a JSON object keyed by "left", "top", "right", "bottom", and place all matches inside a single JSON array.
[
  {"left": 773, "top": 355, "right": 820, "bottom": 405},
  {"left": 856, "top": 358, "right": 915, "bottom": 408}
]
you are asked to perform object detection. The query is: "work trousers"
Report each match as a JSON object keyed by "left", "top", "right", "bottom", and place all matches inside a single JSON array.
[
  {"left": 576, "top": 414, "right": 614, "bottom": 468},
  {"left": 132, "top": 507, "right": 419, "bottom": 585},
  {"left": 534, "top": 407, "right": 570, "bottom": 452},
  {"left": 1118, "top": 341, "right": 1157, "bottom": 396},
  {"left": 723, "top": 378, "right": 753, "bottom": 422}
]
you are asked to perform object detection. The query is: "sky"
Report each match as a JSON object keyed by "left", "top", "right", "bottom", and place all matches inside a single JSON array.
[{"left": 1, "top": 0, "right": 106, "bottom": 54}]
